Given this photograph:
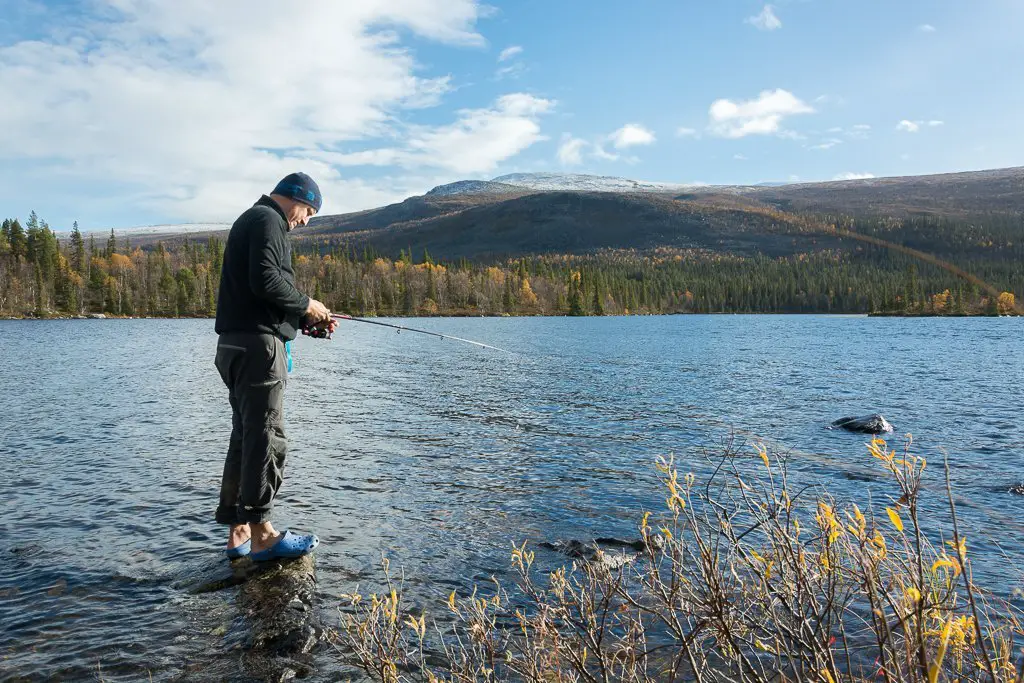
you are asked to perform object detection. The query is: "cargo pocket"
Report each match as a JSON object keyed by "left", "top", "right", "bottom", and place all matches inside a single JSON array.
[{"left": 251, "top": 335, "right": 286, "bottom": 386}]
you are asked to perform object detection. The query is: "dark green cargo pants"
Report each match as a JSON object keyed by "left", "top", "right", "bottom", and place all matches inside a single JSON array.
[{"left": 214, "top": 333, "right": 288, "bottom": 525}]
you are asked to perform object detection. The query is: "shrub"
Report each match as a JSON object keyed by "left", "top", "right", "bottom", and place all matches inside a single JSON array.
[{"left": 333, "top": 438, "right": 1022, "bottom": 682}]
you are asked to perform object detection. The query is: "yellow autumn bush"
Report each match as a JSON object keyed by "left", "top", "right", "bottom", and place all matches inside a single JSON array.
[{"left": 333, "top": 438, "right": 1022, "bottom": 682}]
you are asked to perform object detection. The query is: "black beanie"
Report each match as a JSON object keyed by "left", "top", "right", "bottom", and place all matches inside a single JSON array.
[{"left": 272, "top": 172, "right": 322, "bottom": 213}]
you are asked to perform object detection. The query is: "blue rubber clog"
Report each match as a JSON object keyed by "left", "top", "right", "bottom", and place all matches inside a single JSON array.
[
  {"left": 224, "top": 538, "right": 251, "bottom": 559},
  {"left": 250, "top": 530, "right": 319, "bottom": 562}
]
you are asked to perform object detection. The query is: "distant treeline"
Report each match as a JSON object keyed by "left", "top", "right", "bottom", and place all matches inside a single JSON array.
[{"left": 0, "top": 212, "right": 1019, "bottom": 318}]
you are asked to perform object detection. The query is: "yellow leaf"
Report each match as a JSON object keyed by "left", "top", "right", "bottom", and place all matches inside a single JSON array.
[
  {"left": 755, "top": 638, "right": 776, "bottom": 654},
  {"left": 931, "top": 558, "right": 961, "bottom": 577},
  {"left": 905, "top": 587, "right": 921, "bottom": 603},
  {"left": 448, "top": 590, "right": 458, "bottom": 612},
  {"left": 760, "top": 450, "right": 770, "bottom": 468},
  {"left": 822, "top": 668, "right": 836, "bottom": 683},
  {"left": 928, "top": 617, "right": 954, "bottom": 683},
  {"left": 886, "top": 507, "right": 904, "bottom": 532}
]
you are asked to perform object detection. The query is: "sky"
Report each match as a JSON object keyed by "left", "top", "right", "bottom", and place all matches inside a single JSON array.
[{"left": 0, "top": 0, "right": 1021, "bottom": 230}]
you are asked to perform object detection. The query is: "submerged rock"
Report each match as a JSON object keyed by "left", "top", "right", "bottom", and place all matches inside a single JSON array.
[
  {"left": 236, "top": 555, "right": 320, "bottom": 656},
  {"left": 171, "top": 553, "right": 323, "bottom": 681},
  {"left": 539, "top": 536, "right": 662, "bottom": 572},
  {"left": 830, "top": 414, "right": 894, "bottom": 434},
  {"left": 988, "top": 482, "right": 1024, "bottom": 495}
]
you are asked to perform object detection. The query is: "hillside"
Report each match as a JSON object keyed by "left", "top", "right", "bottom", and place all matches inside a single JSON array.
[{"left": 300, "top": 167, "right": 1024, "bottom": 261}]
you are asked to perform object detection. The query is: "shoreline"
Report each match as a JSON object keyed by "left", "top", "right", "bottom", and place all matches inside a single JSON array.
[{"left": 0, "top": 311, "right": 1015, "bottom": 321}]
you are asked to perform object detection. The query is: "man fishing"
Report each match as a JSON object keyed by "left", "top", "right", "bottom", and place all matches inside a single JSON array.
[{"left": 213, "top": 172, "right": 337, "bottom": 561}]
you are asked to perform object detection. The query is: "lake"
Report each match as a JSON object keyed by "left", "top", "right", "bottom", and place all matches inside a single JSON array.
[{"left": 1, "top": 316, "right": 1021, "bottom": 680}]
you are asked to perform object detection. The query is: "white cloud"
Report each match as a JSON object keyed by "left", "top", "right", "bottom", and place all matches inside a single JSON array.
[
  {"left": 853, "top": 124, "right": 872, "bottom": 130},
  {"left": 919, "top": 24, "right": 937, "bottom": 32},
  {"left": 0, "top": 0, "right": 502, "bottom": 221},
  {"left": 708, "top": 89, "right": 814, "bottom": 138},
  {"left": 557, "top": 135, "right": 588, "bottom": 166},
  {"left": 608, "top": 123, "right": 656, "bottom": 149},
  {"left": 323, "top": 94, "right": 555, "bottom": 175},
  {"left": 810, "top": 138, "right": 843, "bottom": 151},
  {"left": 552, "top": 123, "right": 658, "bottom": 165},
  {"left": 494, "top": 63, "right": 526, "bottom": 80},
  {"left": 498, "top": 45, "right": 523, "bottom": 62},
  {"left": 746, "top": 5, "right": 782, "bottom": 31},
  {"left": 827, "top": 127, "right": 844, "bottom": 133},
  {"left": 833, "top": 172, "right": 875, "bottom": 181},
  {"left": 897, "top": 119, "right": 944, "bottom": 133},
  {"left": 676, "top": 127, "right": 699, "bottom": 138},
  {"left": 734, "top": 154, "right": 748, "bottom": 160}
]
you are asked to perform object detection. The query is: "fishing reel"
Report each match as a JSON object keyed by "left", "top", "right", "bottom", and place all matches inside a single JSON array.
[{"left": 301, "top": 318, "right": 334, "bottom": 340}]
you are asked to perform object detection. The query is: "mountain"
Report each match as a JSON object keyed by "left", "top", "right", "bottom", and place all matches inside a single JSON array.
[
  {"left": 490, "top": 172, "right": 692, "bottom": 193},
  {"left": 424, "top": 180, "right": 524, "bottom": 197},
  {"left": 300, "top": 167, "right": 1024, "bottom": 261}
]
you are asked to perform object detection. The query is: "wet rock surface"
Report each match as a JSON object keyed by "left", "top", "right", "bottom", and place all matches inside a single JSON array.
[
  {"left": 538, "top": 537, "right": 661, "bottom": 572},
  {"left": 988, "top": 482, "right": 1024, "bottom": 495},
  {"left": 830, "top": 414, "right": 895, "bottom": 434},
  {"left": 171, "top": 554, "right": 324, "bottom": 682}
]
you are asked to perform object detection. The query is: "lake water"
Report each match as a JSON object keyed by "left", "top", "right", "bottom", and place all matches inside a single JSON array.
[{"left": 1, "top": 316, "right": 1022, "bottom": 681}]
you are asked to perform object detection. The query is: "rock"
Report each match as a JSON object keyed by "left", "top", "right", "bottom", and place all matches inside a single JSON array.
[
  {"left": 171, "top": 553, "right": 323, "bottom": 680},
  {"left": 830, "top": 414, "right": 894, "bottom": 434},
  {"left": 236, "top": 554, "right": 320, "bottom": 656},
  {"left": 87, "top": 313, "right": 106, "bottom": 319},
  {"left": 987, "top": 482, "right": 1024, "bottom": 495},
  {"left": 539, "top": 536, "right": 662, "bottom": 572}
]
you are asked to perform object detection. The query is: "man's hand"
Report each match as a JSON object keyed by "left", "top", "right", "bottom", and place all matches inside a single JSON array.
[{"left": 305, "top": 298, "right": 331, "bottom": 323}]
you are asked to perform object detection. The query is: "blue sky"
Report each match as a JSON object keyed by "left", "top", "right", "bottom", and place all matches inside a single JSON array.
[{"left": 0, "top": 0, "right": 1021, "bottom": 230}]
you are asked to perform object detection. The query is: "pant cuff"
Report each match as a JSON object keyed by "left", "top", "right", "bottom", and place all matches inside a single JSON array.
[
  {"left": 215, "top": 506, "right": 242, "bottom": 526},
  {"left": 237, "top": 505, "right": 273, "bottom": 524}
]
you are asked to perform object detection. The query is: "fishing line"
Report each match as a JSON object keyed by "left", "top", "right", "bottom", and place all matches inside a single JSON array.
[{"left": 321, "top": 313, "right": 513, "bottom": 353}]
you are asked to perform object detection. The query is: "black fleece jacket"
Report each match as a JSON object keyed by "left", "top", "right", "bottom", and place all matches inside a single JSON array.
[{"left": 215, "top": 196, "right": 310, "bottom": 341}]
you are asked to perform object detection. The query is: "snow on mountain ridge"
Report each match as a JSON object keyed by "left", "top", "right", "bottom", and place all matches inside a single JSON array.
[
  {"left": 490, "top": 172, "right": 695, "bottom": 193},
  {"left": 425, "top": 180, "right": 524, "bottom": 197}
]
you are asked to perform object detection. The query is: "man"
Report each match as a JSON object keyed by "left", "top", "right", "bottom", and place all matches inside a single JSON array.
[{"left": 213, "top": 172, "right": 337, "bottom": 561}]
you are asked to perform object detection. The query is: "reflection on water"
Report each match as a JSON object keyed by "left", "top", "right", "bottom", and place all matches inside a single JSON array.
[{"left": 1, "top": 316, "right": 1022, "bottom": 680}]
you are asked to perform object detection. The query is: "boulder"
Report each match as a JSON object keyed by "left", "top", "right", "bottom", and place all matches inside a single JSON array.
[
  {"left": 830, "top": 414, "right": 894, "bottom": 434},
  {"left": 171, "top": 553, "right": 322, "bottom": 681}
]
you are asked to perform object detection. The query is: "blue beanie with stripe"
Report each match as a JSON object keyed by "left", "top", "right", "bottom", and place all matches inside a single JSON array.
[{"left": 272, "top": 172, "right": 322, "bottom": 213}]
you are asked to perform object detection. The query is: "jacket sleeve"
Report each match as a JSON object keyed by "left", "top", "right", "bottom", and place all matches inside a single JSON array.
[{"left": 247, "top": 212, "right": 310, "bottom": 316}]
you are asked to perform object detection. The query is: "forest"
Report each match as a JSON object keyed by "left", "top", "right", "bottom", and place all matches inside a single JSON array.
[{"left": 0, "top": 211, "right": 1018, "bottom": 318}]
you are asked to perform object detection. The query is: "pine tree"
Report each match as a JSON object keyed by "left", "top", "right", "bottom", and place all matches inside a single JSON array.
[
  {"left": 107, "top": 229, "right": 117, "bottom": 257},
  {"left": 205, "top": 270, "right": 216, "bottom": 316},
  {"left": 8, "top": 219, "right": 26, "bottom": 260},
  {"left": 591, "top": 287, "right": 605, "bottom": 316},
  {"left": 70, "top": 221, "right": 84, "bottom": 273},
  {"left": 567, "top": 271, "right": 585, "bottom": 316}
]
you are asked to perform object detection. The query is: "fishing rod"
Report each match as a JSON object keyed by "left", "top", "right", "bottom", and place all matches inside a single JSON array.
[{"left": 302, "top": 313, "right": 513, "bottom": 353}]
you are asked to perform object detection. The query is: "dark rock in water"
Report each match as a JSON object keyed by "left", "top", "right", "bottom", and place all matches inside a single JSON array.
[
  {"left": 237, "top": 554, "right": 320, "bottom": 656},
  {"left": 830, "top": 414, "right": 894, "bottom": 434},
  {"left": 987, "top": 482, "right": 1024, "bottom": 495},
  {"left": 171, "top": 553, "right": 322, "bottom": 681},
  {"left": 539, "top": 536, "right": 662, "bottom": 572},
  {"left": 842, "top": 470, "right": 881, "bottom": 483}
]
